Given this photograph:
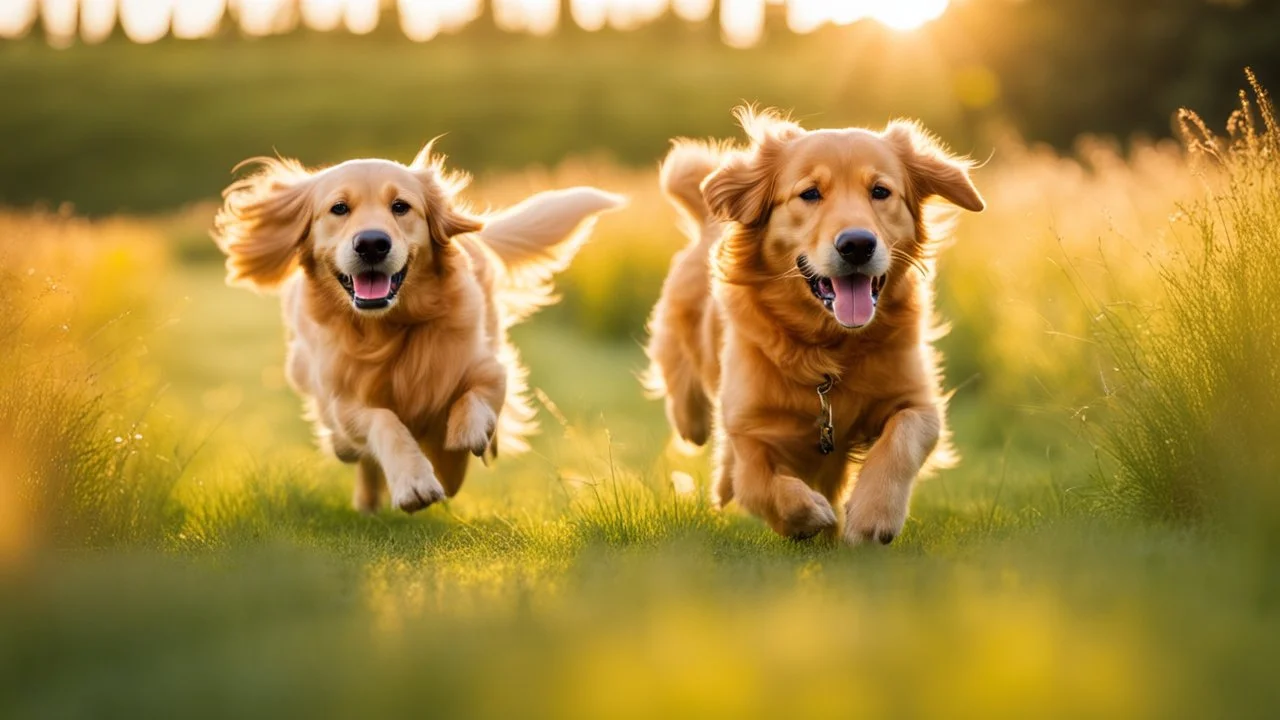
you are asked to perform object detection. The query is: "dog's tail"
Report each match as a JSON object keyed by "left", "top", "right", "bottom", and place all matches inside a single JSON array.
[
  {"left": 659, "top": 140, "right": 724, "bottom": 231},
  {"left": 475, "top": 187, "right": 623, "bottom": 456},
  {"left": 478, "top": 187, "right": 625, "bottom": 327}
]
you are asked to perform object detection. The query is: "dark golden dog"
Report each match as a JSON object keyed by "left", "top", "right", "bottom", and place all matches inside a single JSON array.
[
  {"left": 214, "top": 145, "right": 621, "bottom": 513},
  {"left": 646, "top": 109, "right": 984, "bottom": 543}
]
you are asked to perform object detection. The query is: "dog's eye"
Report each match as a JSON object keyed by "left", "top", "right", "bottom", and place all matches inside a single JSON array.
[
  {"left": 391, "top": 199, "right": 411, "bottom": 216},
  {"left": 330, "top": 202, "right": 350, "bottom": 216},
  {"left": 799, "top": 187, "right": 823, "bottom": 203},
  {"left": 871, "top": 185, "right": 892, "bottom": 201}
]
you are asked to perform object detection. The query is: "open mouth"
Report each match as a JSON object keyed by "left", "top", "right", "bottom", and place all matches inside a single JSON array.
[
  {"left": 797, "top": 256, "right": 886, "bottom": 329},
  {"left": 336, "top": 268, "right": 407, "bottom": 311}
]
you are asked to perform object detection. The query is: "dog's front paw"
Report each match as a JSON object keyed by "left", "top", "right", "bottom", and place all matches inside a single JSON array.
[
  {"left": 445, "top": 394, "right": 497, "bottom": 457},
  {"left": 843, "top": 479, "right": 911, "bottom": 546},
  {"left": 771, "top": 477, "right": 838, "bottom": 540},
  {"left": 388, "top": 458, "right": 445, "bottom": 514}
]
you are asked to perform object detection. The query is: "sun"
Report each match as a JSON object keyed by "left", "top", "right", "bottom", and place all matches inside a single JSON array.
[
  {"left": 785, "top": 0, "right": 952, "bottom": 36},
  {"left": 866, "top": 0, "right": 951, "bottom": 31}
]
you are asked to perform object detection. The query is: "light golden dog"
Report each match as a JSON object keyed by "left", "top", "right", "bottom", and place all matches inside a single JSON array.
[
  {"left": 645, "top": 108, "right": 984, "bottom": 544},
  {"left": 213, "top": 145, "right": 621, "bottom": 513}
]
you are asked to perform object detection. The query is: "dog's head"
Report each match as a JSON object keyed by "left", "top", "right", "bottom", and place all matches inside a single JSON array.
[
  {"left": 213, "top": 144, "right": 482, "bottom": 316},
  {"left": 704, "top": 108, "right": 984, "bottom": 330}
]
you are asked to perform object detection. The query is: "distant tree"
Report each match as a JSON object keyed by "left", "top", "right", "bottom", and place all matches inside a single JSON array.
[{"left": 966, "top": 0, "right": 1280, "bottom": 145}]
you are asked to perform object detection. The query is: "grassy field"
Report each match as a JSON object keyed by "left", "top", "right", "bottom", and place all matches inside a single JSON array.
[{"left": 4, "top": 75, "right": 1280, "bottom": 717}]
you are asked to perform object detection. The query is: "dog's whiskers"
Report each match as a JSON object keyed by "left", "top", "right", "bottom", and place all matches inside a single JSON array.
[{"left": 890, "top": 250, "right": 930, "bottom": 279}]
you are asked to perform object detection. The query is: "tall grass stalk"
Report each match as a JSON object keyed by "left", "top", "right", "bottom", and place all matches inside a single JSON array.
[
  {"left": 0, "top": 213, "right": 184, "bottom": 557},
  {"left": 1095, "top": 71, "right": 1280, "bottom": 531}
]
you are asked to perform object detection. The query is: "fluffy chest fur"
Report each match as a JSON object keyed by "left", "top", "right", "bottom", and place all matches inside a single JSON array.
[
  {"left": 714, "top": 274, "right": 941, "bottom": 474},
  {"left": 282, "top": 251, "right": 492, "bottom": 437}
]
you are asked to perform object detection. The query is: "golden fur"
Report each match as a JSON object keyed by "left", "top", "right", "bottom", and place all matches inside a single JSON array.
[
  {"left": 214, "top": 145, "right": 621, "bottom": 513},
  {"left": 645, "top": 108, "right": 984, "bottom": 544}
]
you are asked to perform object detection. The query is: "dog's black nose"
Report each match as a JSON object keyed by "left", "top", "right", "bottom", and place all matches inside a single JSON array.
[
  {"left": 835, "top": 229, "right": 877, "bottom": 265},
  {"left": 353, "top": 230, "right": 392, "bottom": 264}
]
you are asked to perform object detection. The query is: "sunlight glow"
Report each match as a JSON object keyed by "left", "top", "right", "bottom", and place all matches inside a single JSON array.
[
  {"left": 785, "top": 0, "right": 826, "bottom": 34},
  {"left": 173, "top": 0, "right": 226, "bottom": 40},
  {"left": 398, "top": 0, "right": 440, "bottom": 42},
  {"left": 40, "top": 0, "right": 77, "bottom": 48},
  {"left": 721, "top": 0, "right": 765, "bottom": 49},
  {"left": 235, "top": 0, "right": 291, "bottom": 37},
  {"left": 80, "top": 0, "right": 118, "bottom": 43},
  {"left": 439, "top": 0, "right": 482, "bottom": 32},
  {"left": 0, "top": 0, "right": 36, "bottom": 39},
  {"left": 342, "top": 0, "right": 379, "bottom": 35},
  {"left": 830, "top": 0, "right": 863, "bottom": 25},
  {"left": 22, "top": 0, "right": 953, "bottom": 46},
  {"left": 299, "top": 0, "right": 344, "bottom": 32},
  {"left": 672, "top": 0, "right": 714, "bottom": 23},
  {"left": 570, "top": 0, "right": 607, "bottom": 32},
  {"left": 606, "top": 0, "right": 667, "bottom": 31},
  {"left": 119, "top": 0, "right": 172, "bottom": 44},
  {"left": 872, "top": 0, "right": 948, "bottom": 31},
  {"left": 785, "top": 0, "right": 950, "bottom": 33},
  {"left": 527, "top": 0, "right": 560, "bottom": 36},
  {"left": 494, "top": 0, "right": 558, "bottom": 36}
]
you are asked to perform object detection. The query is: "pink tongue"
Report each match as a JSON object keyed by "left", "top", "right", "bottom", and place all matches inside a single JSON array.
[
  {"left": 353, "top": 271, "right": 391, "bottom": 300},
  {"left": 832, "top": 274, "right": 874, "bottom": 327}
]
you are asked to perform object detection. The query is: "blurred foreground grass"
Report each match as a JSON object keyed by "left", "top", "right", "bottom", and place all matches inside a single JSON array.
[{"left": 3, "top": 86, "right": 1280, "bottom": 717}]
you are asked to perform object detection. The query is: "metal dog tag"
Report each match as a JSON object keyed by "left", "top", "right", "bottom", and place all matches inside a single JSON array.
[{"left": 817, "top": 374, "right": 835, "bottom": 455}]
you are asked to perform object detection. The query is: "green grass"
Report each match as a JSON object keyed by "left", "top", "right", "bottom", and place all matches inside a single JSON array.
[
  {"left": 0, "top": 528, "right": 1260, "bottom": 718},
  {"left": 3, "top": 256, "right": 1272, "bottom": 718},
  {"left": 4, "top": 523, "right": 1276, "bottom": 719}
]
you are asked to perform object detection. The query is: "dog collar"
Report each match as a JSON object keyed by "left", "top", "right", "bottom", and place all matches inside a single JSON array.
[{"left": 816, "top": 374, "right": 835, "bottom": 455}]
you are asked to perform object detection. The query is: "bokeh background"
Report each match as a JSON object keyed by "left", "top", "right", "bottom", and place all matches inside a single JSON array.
[
  {"left": 3, "top": 0, "right": 1278, "bottom": 214},
  {"left": 2, "top": 1, "right": 1279, "bottom": 717}
]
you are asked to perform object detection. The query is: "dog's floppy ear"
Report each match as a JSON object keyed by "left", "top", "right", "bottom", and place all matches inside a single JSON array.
[
  {"left": 884, "top": 120, "right": 985, "bottom": 213},
  {"left": 411, "top": 141, "right": 484, "bottom": 246},
  {"left": 702, "top": 106, "right": 803, "bottom": 228},
  {"left": 213, "top": 157, "right": 315, "bottom": 290}
]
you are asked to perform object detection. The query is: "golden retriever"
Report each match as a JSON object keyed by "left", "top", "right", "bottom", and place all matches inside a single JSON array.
[
  {"left": 645, "top": 108, "right": 984, "bottom": 544},
  {"left": 213, "top": 144, "right": 621, "bottom": 513}
]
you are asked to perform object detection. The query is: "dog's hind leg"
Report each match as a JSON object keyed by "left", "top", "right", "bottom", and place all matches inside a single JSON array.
[
  {"left": 647, "top": 320, "right": 712, "bottom": 447},
  {"left": 354, "top": 455, "right": 385, "bottom": 514},
  {"left": 445, "top": 357, "right": 507, "bottom": 459},
  {"left": 431, "top": 449, "right": 472, "bottom": 498},
  {"left": 712, "top": 435, "right": 735, "bottom": 507},
  {"left": 666, "top": 365, "right": 712, "bottom": 447}
]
